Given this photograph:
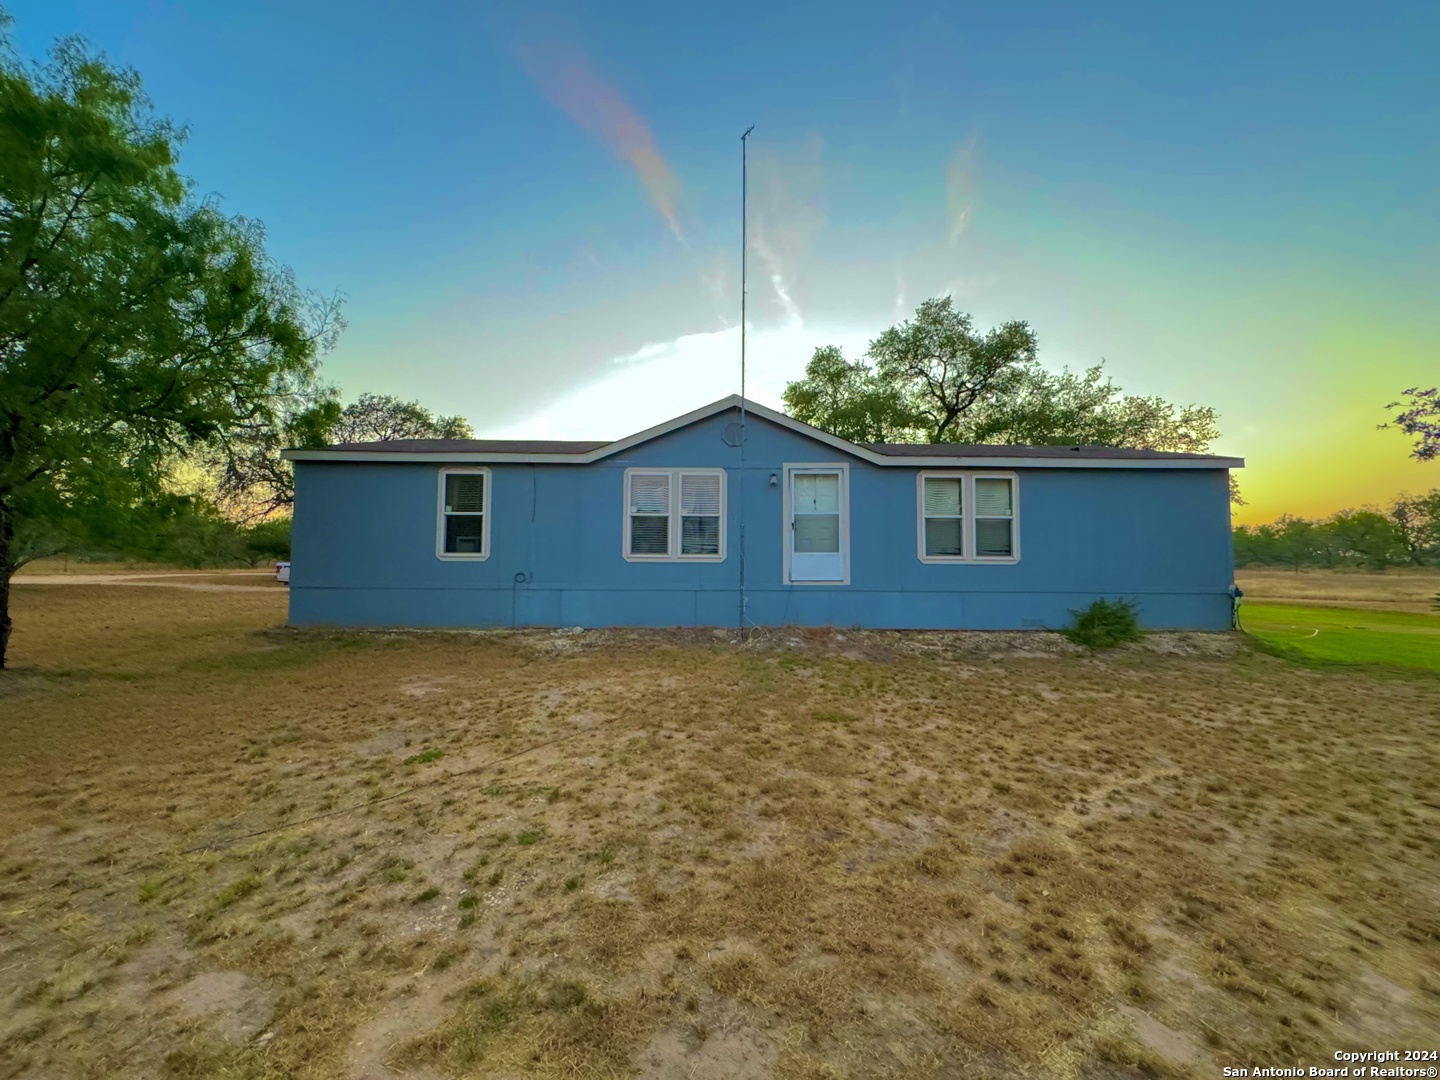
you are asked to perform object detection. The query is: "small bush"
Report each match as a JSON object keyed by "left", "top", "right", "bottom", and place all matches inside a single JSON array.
[{"left": 1064, "top": 599, "right": 1142, "bottom": 649}]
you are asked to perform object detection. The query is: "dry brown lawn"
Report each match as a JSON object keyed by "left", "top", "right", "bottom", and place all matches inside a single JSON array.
[
  {"left": 1237, "top": 566, "right": 1440, "bottom": 614},
  {"left": 2, "top": 582, "right": 1438, "bottom": 1080}
]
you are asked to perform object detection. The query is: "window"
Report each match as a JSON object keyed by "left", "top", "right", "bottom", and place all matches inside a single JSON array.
[
  {"left": 629, "top": 473, "right": 670, "bottom": 555},
  {"left": 921, "top": 476, "right": 964, "bottom": 558},
  {"left": 437, "top": 468, "right": 489, "bottom": 559},
  {"left": 624, "top": 469, "right": 726, "bottom": 561},
  {"left": 680, "top": 472, "right": 722, "bottom": 555},
  {"left": 916, "top": 472, "right": 1018, "bottom": 563},
  {"left": 974, "top": 477, "right": 1015, "bottom": 558}
]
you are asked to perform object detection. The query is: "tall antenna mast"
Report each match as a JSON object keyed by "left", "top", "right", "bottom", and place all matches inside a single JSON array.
[
  {"left": 740, "top": 125, "right": 754, "bottom": 417},
  {"left": 738, "top": 124, "right": 754, "bottom": 638}
]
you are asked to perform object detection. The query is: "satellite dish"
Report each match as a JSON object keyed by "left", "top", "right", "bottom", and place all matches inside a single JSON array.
[{"left": 722, "top": 422, "right": 746, "bottom": 447}]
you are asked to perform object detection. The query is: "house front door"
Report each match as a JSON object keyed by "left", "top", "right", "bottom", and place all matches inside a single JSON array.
[{"left": 789, "top": 469, "right": 844, "bottom": 582}]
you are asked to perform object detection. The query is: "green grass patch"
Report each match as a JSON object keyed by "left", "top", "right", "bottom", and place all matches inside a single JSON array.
[
  {"left": 403, "top": 748, "right": 445, "bottom": 766},
  {"left": 210, "top": 874, "right": 262, "bottom": 910},
  {"left": 1244, "top": 603, "right": 1440, "bottom": 672}
]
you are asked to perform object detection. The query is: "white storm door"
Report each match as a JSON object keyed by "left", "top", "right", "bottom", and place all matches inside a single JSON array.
[{"left": 790, "top": 469, "right": 844, "bottom": 582}]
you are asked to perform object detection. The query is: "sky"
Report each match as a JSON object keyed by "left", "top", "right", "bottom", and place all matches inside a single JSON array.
[{"left": 6, "top": 0, "right": 1438, "bottom": 523}]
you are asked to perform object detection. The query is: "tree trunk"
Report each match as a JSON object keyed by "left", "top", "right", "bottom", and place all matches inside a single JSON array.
[{"left": 0, "top": 499, "right": 12, "bottom": 671}]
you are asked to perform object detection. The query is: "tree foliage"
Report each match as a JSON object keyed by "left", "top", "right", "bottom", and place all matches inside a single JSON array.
[
  {"left": 783, "top": 299, "right": 1230, "bottom": 485},
  {"left": 207, "top": 387, "right": 340, "bottom": 521},
  {"left": 210, "top": 392, "right": 474, "bottom": 520},
  {"left": 1232, "top": 491, "right": 1440, "bottom": 570},
  {"left": 15, "top": 490, "right": 289, "bottom": 569},
  {"left": 867, "top": 297, "right": 1039, "bottom": 442},
  {"left": 781, "top": 345, "right": 915, "bottom": 443},
  {"left": 0, "top": 28, "right": 340, "bottom": 665},
  {"left": 1382, "top": 387, "right": 1440, "bottom": 462},
  {"left": 331, "top": 392, "right": 472, "bottom": 444}
]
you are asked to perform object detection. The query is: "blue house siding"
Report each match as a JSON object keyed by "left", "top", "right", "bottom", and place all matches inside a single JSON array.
[{"left": 288, "top": 409, "right": 1235, "bottom": 630}]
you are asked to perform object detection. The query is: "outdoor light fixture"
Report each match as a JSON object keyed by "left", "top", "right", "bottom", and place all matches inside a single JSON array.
[{"left": 769, "top": 473, "right": 777, "bottom": 486}]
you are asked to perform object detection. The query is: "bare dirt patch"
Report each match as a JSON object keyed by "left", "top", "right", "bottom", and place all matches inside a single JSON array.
[
  {"left": 1, "top": 584, "right": 1437, "bottom": 1079},
  {"left": 170, "top": 970, "right": 276, "bottom": 1044}
]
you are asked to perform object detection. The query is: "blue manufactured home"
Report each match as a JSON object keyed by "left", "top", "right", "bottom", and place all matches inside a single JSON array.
[{"left": 284, "top": 396, "right": 1242, "bottom": 631}]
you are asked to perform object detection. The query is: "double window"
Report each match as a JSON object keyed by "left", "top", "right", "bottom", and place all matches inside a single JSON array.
[
  {"left": 624, "top": 468, "right": 726, "bottom": 561},
  {"left": 918, "top": 473, "right": 1018, "bottom": 562},
  {"left": 437, "top": 468, "right": 490, "bottom": 559}
]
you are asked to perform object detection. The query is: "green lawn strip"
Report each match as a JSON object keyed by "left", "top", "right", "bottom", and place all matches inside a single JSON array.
[{"left": 1242, "top": 603, "right": 1440, "bottom": 672}]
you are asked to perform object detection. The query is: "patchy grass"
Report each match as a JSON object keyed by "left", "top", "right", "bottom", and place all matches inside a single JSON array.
[
  {"left": 0, "top": 581, "right": 1437, "bottom": 1079},
  {"left": 1244, "top": 602, "right": 1440, "bottom": 672}
]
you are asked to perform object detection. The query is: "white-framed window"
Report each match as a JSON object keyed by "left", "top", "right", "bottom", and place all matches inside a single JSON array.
[
  {"left": 623, "top": 468, "right": 726, "bottom": 561},
  {"left": 916, "top": 471, "right": 1019, "bottom": 563},
  {"left": 974, "top": 476, "right": 1016, "bottom": 559},
  {"left": 436, "top": 467, "right": 490, "bottom": 560},
  {"left": 920, "top": 473, "right": 966, "bottom": 559}
]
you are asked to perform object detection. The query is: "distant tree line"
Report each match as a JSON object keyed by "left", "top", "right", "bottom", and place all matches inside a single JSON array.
[
  {"left": 1233, "top": 491, "right": 1440, "bottom": 570},
  {"left": 15, "top": 392, "right": 471, "bottom": 570}
]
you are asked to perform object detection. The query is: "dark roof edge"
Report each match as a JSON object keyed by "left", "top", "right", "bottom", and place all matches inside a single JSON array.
[{"left": 283, "top": 396, "right": 1244, "bottom": 469}]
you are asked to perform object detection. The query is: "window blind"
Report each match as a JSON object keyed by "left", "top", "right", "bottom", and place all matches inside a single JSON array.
[
  {"left": 974, "top": 478, "right": 1013, "bottom": 517},
  {"left": 922, "top": 477, "right": 964, "bottom": 557},
  {"left": 445, "top": 473, "right": 485, "bottom": 514},
  {"left": 923, "top": 477, "right": 962, "bottom": 517},
  {"left": 628, "top": 473, "right": 671, "bottom": 556},
  {"left": 974, "top": 477, "right": 1014, "bottom": 557},
  {"left": 679, "top": 473, "right": 721, "bottom": 555},
  {"left": 629, "top": 474, "right": 670, "bottom": 515}
]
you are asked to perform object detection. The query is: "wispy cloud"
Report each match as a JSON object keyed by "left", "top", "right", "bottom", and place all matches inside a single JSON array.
[
  {"left": 516, "top": 40, "right": 684, "bottom": 241},
  {"left": 946, "top": 137, "right": 979, "bottom": 243},
  {"left": 698, "top": 253, "right": 734, "bottom": 327},
  {"left": 574, "top": 244, "right": 606, "bottom": 272},
  {"left": 748, "top": 133, "right": 826, "bottom": 327},
  {"left": 751, "top": 230, "right": 802, "bottom": 325}
]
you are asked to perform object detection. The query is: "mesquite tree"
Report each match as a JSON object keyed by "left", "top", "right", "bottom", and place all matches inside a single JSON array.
[
  {"left": 0, "top": 30, "right": 340, "bottom": 667},
  {"left": 783, "top": 297, "right": 1238, "bottom": 501},
  {"left": 1383, "top": 387, "right": 1440, "bottom": 462}
]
